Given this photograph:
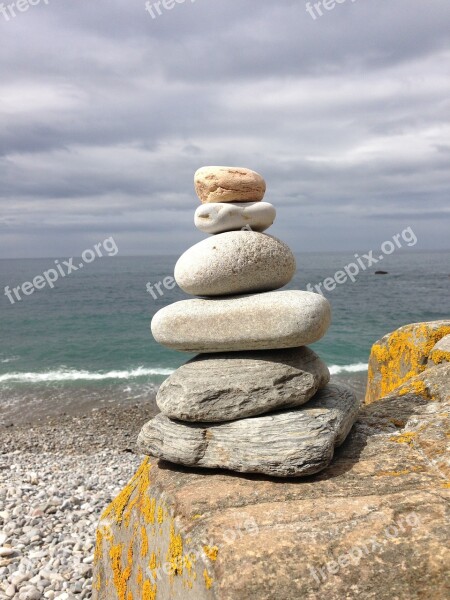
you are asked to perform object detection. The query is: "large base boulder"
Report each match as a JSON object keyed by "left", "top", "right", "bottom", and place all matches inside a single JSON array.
[{"left": 93, "top": 365, "right": 450, "bottom": 600}]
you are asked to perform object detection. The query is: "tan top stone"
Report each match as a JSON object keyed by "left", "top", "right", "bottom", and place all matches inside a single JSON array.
[{"left": 194, "top": 166, "right": 266, "bottom": 204}]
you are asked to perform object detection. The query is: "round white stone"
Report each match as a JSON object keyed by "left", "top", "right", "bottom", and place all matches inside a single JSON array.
[
  {"left": 194, "top": 202, "right": 276, "bottom": 235},
  {"left": 174, "top": 231, "right": 296, "bottom": 297}
]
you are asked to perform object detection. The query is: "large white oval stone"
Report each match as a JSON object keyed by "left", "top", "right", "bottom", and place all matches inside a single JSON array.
[
  {"left": 174, "top": 231, "right": 296, "bottom": 297},
  {"left": 151, "top": 290, "right": 332, "bottom": 353}
]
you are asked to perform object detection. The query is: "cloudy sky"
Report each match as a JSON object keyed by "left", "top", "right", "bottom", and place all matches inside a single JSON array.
[{"left": 1, "top": 0, "right": 449, "bottom": 258}]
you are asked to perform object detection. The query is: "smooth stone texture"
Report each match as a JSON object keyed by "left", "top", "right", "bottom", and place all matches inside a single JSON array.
[
  {"left": 194, "top": 201, "right": 276, "bottom": 234},
  {"left": 195, "top": 166, "right": 266, "bottom": 204},
  {"left": 139, "top": 384, "right": 360, "bottom": 477},
  {"left": 95, "top": 362, "right": 450, "bottom": 600},
  {"left": 174, "top": 231, "right": 296, "bottom": 297},
  {"left": 151, "top": 290, "right": 332, "bottom": 353},
  {"left": 156, "top": 347, "right": 330, "bottom": 422}
]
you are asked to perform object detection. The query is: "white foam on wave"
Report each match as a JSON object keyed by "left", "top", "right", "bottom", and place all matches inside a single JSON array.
[
  {"left": 329, "top": 363, "right": 368, "bottom": 375},
  {"left": 0, "top": 366, "right": 175, "bottom": 384},
  {"left": 0, "top": 356, "right": 19, "bottom": 364}
]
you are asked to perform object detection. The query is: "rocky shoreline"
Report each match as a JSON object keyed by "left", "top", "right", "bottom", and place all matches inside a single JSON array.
[{"left": 0, "top": 401, "right": 158, "bottom": 600}]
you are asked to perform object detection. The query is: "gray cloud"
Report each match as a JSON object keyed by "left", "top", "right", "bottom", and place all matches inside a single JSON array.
[{"left": 0, "top": 0, "right": 449, "bottom": 257}]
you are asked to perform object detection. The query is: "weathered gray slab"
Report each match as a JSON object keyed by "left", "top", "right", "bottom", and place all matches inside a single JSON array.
[
  {"left": 174, "top": 231, "right": 296, "bottom": 297},
  {"left": 138, "top": 384, "right": 360, "bottom": 477},
  {"left": 156, "top": 347, "right": 330, "bottom": 422},
  {"left": 151, "top": 290, "right": 331, "bottom": 353}
]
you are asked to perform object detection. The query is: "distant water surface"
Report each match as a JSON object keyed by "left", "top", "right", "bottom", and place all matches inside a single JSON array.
[{"left": 0, "top": 251, "right": 449, "bottom": 423}]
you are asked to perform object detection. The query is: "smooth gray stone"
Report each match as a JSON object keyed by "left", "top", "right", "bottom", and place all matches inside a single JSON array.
[
  {"left": 138, "top": 384, "right": 361, "bottom": 478},
  {"left": 194, "top": 201, "right": 276, "bottom": 234},
  {"left": 156, "top": 347, "right": 330, "bottom": 422},
  {"left": 151, "top": 290, "right": 331, "bottom": 353},
  {"left": 174, "top": 232, "right": 296, "bottom": 297}
]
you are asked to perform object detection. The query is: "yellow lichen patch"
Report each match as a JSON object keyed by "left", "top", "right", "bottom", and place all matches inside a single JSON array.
[
  {"left": 390, "top": 431, "right": 417, "bottom": 447},
  {"left": 442, "top": 482, "right": 450, "bottom": 489},
  {"left": 376, "top": 466, "right": 423, "bottom": 477},
  {"left": 430, "top": 350, "right": 450, "bottom": 365},
  {"left": 376, "top": 469, "right": 411, "bottom": 477},
  {"left": 127, "top": 592, "right": 133, "bottom": 600},
  {"left": 157, "top": 505, "right": 165, "bottom": 524},
  {"left": 102, "top": 459, "right": 150, "bottom": 525},
  {"left": 398, "top": 378, "right": 432, "bottom": 400},
  {"left": 142, "top": 580, "right": 157, "bottom": 600},
  {"left": 366, "top": 323, "right": 450, "bottom": 403},
  {"left": 141, "top": 496, "right": 157, "bottom": 525},
  {"left": 203, "top": 545, "right": 219, "bottom": 561},
  {"left": 184, "top": 552, "right": 197, "bottom": 577},
  {"left": 137, "top": 566, "right": 143, "bottom": 587},
  {"left": 94, "top": 528, "right": 107, "bottom": 563},
  {"left": 203, "top": 569, "right": 214, "bottom": 590},
  {"left": 149, "top": 552, "right": 158, "bottom": 570},
  {"left": 140, "top": 526, "right": 149, "bottom": 558},
  {"left": 192, "top": 514, "right": 203, "bottom": 520},
  {"left": 167, "top": 523, "right": 183, "bottom": 576},
  {"left": 109, "top": 544, "right": 133, "bottom": 600}
]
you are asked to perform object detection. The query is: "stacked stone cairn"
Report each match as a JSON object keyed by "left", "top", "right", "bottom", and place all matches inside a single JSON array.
[{"left": 138, "top": 167, "right": 361, "bottom": 477}]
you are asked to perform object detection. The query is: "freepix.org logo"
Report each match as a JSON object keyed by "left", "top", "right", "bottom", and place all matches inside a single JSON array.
[
  {"left": 0, "top": 0, "right": 50, "bottom": 22},
  {"left": 4, "top": 237, "right": 119, "bottom": 305}
]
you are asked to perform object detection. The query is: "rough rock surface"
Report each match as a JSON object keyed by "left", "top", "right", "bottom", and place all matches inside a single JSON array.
[
  {"left": 151, "top": 290, "right": 332, "bottom": 353},
  {"left": 156, "top": 347, "right": 330, "bottom": 422},
  {"left": 194, "top": 201, "right": 276, "bottom": 234},
  {"left": 194, "top": 166, "right": 266, "bottom": 204},
  {"left": 94, "top": 364, "right": 450, "bottom": 600},
  {"left": 366, "top": 320, "right": 450, "bottom": 404},
  {"left": 174, "top": 232, "right": 296, "bottom": 297},
  {"left": 139, "top": 384, "right": 360, "bottom": 477},
  {"left": 428, "top": 334, "right": 450, "bottom": 367}
]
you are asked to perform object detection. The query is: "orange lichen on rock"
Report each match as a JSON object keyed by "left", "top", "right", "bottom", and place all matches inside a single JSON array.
[
  {"left": 142, "top": 580, "right": 157, "bottom": 600},
  {"left": 203, "top": 545, "right": 219, "bottom": 561},
  {"left": 167, "top": 522, "right": 184, "bottom": 576},
  {"left": 102, "top": 459, "right": 150, "bottom": 525},
  {"left": 376, "top": 466, "right": 423, "bottom": 477},
  {"left": 203, "top": 569, "right": 214, "bottom": 590},
  {"left": 366, "top": 322, "right": 450, "bottom": 404},
  {"left": 389, "top": 432, "right": 417, "bottom": 447},
  {"left": 109, "top": 544, "right": 132, "bottom": 600},
  {"left": 141, "top": 496, "right": 157, "bottom": 525},
  {"left": 140, "top": 526, "right": 149, "bottom": 558},
  {"left": 157, "top": 505, "right": 165, "bottom": 524},
  {"left": 430, "top": 349, "right": 450, "bottom": 365},
  {"left": 398, "top": 378, "right": 432, "bottom": 400}
]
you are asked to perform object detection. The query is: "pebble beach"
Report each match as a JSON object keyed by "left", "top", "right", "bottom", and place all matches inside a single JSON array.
[{"left": 0, "top": 401, "right": 158, "bottom": 600}]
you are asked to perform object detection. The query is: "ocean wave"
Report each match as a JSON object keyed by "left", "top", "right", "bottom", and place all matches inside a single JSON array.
[
  {"left": 0, "top": 366, "right": 175, "bottom": 384},
  {"left": 329, "top": 363, "right": 368, "bottom": 375},
  {"left": 0, "top": 356, "right": 19, "bottom": 364}
]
